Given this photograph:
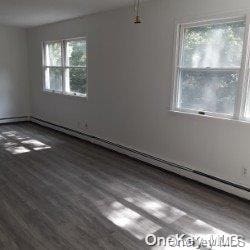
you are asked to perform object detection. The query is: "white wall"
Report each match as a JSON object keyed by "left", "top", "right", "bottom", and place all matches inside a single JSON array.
[
  {"left": 27, "top": 0, "right": 250, "bottom": 197},
  {"left": 0, "top": 25, "right": 29, "bottom": 120}
]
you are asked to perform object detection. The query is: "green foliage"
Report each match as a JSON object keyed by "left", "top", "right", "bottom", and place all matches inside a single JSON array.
[
  {"left": 69, "top": 41, "right": 87, "bottom": 94},
  {"left": 70, "top": 68, "right": 87, "bottom": 94},
  {"left": 182, "top": 22, "right": 245, "bottom": 67},
  {"left": 50, "top": 68, "right": 63, "bottom": 91},
  {"left": 180, "top": 21, "right": 245, "bottom": 114},
  {"left": 48, "top": 43, "right": 61, "bottom": 66},
  {"left": 181, "top": 71, "right": 237, "bottom": 114}
]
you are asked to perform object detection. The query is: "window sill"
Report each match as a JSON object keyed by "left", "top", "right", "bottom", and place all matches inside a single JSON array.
[{"left": 43, "top": 90, "right": 88, "bottom": 100}]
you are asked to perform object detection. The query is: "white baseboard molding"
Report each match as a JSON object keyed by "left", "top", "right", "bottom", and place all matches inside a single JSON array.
[
  {"left": 0, "top": 116, "right": 30, "bottom": 124},
  {"left": 30, "top": 116, "right": 250, "bottom": 201}
]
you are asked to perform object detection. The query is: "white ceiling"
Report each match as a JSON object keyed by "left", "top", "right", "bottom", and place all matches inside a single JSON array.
[{"left": 0, "top": 0, "right": 138, "bottom": 28}]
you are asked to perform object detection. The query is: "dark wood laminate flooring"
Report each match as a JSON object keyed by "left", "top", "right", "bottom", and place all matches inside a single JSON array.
[{"left": 0, "top": 122, "right": 249, "bottom": 249}]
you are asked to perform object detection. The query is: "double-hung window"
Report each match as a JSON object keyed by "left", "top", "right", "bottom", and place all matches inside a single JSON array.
[
  {"left": 172, "top": 17, "right": 247, "bottom": 118},
  {"left": 43, "top": 38, "right": 87, "bottom": 97}
]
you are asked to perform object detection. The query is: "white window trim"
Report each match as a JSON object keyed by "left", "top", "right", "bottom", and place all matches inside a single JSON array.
[
  {"left": 171, "top": 13, "right": 250, "bottom": 122},
  {"left": 42, "top": 37, "right": 88, "bottom": 98}
]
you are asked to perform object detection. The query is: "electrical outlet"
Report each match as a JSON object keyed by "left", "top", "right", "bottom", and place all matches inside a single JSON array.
[
  {"left": 242, "top": 167, "right": 248, "bottom": 177},
  {"left": 77, "top": 121, "right": 88, "bottom": 130},
  {"left": 77, "top": 121, "right": 82, "bottom": 129}
]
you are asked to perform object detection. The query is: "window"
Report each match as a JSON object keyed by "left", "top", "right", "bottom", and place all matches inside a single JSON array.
[
  {"left": 43, "top": 38, "right": 87, "bottom": 97},
  {"left": 172, "top": 17, "right": 248, "bottom": 119}
]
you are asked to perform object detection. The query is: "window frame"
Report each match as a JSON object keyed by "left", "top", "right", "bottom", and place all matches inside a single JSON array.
[
  {"left": 171, "top": 14, "right": 250, "bottom": 121},
  {"left": 42, "top": 37, "right": 88, "bottom": 98}
]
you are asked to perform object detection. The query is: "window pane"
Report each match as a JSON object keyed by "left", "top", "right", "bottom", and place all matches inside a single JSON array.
[
  {"left": 45, "top": 42, "right": 62, "bottom": 66},
  {"left": 45, "top": 68, "right": 63, "bottom": 92},
  {"left": 182, "top": 21, "right": 245, "bottom": 68},
  {"left": 178, "top": 70, "right": 238, "bottom": 115},
  {"left": 66, "top": 40, "right": 86, "bottom": 67},
  {"left": 65, "top": 68, "right": 87, "bottom": 94}
]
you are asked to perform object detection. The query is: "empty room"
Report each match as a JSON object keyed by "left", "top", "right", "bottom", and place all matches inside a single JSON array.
[{"left": 0, "top": 0, "right": 250, "bottom": 249}]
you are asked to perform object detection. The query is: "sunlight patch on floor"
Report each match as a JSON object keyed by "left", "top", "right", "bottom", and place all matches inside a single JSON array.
[
  {"left": 108, "top": 182, "right": 249, "bottom": 249},
  {"left": 125, "top": 197, "right": 186, "bottom": 224},
  {"left": 1, "top": 131, "right": 51, "bottom": 154},
  {"left": 96, "top": 200, "right": 161, "bottom": 240},
  {"left": 22, "top": 139, "right": 51, "bottom": 151},
  {"left": 5, "top": 146, "right": 31, "bottom": 155},
  {"left": 150, "top": 213, "right": 250, "bottom": 250}
]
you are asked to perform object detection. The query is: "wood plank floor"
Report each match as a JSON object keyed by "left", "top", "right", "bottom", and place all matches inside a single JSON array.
[{"left": 0, "top": 122, "right": 249, "bottom": 249}]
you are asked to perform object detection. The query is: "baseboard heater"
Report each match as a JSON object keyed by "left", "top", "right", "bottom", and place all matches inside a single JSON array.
[
  {"left": 0, "top": 116, "right": 29, "bottom": 124},
  {"left": 2, "top": 116, "right": 248, "bottom": 197},
  {"left": 28, "top": 116, "right": 250, "bottom": 201}
]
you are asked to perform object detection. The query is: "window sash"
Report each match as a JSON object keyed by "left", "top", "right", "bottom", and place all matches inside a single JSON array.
[
  {"left": 172, "top": 15, "right": 250, "bottom": 121},
  {"left": 174, "top": 107, "right": 235, "bottom": 119},
  {"left": 43, "top": 38, "right": 87, "bottom": 97},
  {"left": 43, "top": 42, "right": 63, "bottom": 67},
  {"left": 64, "top": 67, "right": 87, "bottom": 96},
  {"left": 43, "top": 67, "right": 63, "bottom": 93},
  {"left": 176, "top": 68, "right": 239, "bottom": 117},
  {"left": 64, "top": 39, "right": 87, "bottom": 68}
]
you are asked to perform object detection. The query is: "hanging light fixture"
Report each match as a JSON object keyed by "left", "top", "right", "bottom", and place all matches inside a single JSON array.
[{"left": 134, "top": 0, "right": 142, "bottom": 24}]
